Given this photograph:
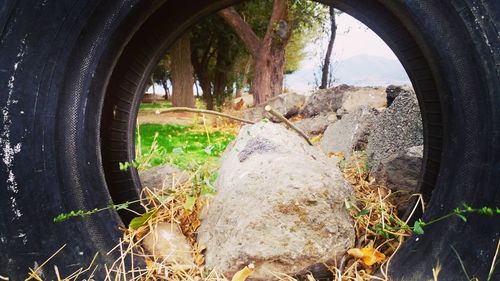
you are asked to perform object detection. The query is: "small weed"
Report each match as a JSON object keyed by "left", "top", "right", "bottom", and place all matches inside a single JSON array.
[{"left": 53, "top": 201, "right": 136, "bottom": 223}]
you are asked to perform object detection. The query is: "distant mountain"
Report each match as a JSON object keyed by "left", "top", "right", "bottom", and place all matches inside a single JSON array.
[
  {"left": 285, "top": 55, "right": 410, "bottom": 91},
  {"left": 334, "top": 55, "right": 410, "bottom": 86}
]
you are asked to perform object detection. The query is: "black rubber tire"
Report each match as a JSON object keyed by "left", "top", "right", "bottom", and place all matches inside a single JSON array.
[{"left": 0, "top": 0, "right": 498, "bottom": 280}]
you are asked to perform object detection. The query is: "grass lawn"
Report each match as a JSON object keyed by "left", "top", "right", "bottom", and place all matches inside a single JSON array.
[
  {"left": 136, "top": 123, "right": 236, "bottom": 170},
  {"left": 139, "top": 101, "right": 172, "bottom": 111}
]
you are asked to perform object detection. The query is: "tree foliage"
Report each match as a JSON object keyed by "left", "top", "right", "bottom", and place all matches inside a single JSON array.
[{"left": 149, "top": 0, "right": 330, "bottom": 108}]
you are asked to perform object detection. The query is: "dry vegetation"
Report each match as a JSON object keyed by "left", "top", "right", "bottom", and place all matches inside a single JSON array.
[
  {"left": 26, "top": 117, "right": 426, "bottom": 281},
  {"left": 104, "top": 150, "right": 418, "bottom": 281}
]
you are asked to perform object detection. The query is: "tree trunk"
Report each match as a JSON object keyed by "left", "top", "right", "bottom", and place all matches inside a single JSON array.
[
  {"left": 219, "top": 0, "right": 291, "bottom": 105},
  {"left": 200, "top": 80, "right": 214, "bottom": 110},
  {"left": 320, "top": 7, "right": 337, "bottom": 89},
  {"left": 170, "top": 32, "right": 195, "bottom": 107},
  {"left": 151, "top": 76, "right": 156, "bottom": 95},
  {"left": 161, "top": 81, "right": 169, "bottom": 100},
  {"left": 235, "top": 59, "right": 251, "bottom": 97}
]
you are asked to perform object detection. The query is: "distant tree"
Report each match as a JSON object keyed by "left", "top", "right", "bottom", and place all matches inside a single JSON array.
[
  {"left": 319, "top": 6, "right": 337, "bottom": 89},
  {"left": 219, "top": 0, "right": 325, "bottom": 104},
  {"left": 152, "top": 56, "right": 171, "bottom": 100},
  {"left": 170, "top": 32, "right": 195, "bottom": 107},
  {"left": 191, "top": 15, "right": 248, "bottom": 110}
]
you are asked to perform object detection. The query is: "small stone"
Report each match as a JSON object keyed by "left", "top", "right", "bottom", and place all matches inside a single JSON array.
[
  {"left": 242, "top": 92, "right": 306, "bottom": 122},
  {"left": 139, "top": 164, "right": 190, "bottom": 192},
  {"left": 320, "top": 106, "right": 378, "bottom": 161},
  {"left": 293, "top": 114, "right": 337, "bottom": 136},
  {"left": 371, "top": 145, "right": 423, "bottom": 193},
  {"left": 300, "top": 86, "right": 347, "bottom": 118},
  {"left": 142, "top": 222, "right": 195, "bottom": 270}
]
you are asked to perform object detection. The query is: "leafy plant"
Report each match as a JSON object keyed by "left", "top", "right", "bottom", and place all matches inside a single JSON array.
[
  {"left": 411, "top": 203, "right": 500, "bottom": 235},
  {"left": 53, "top": 201, "right": 136, "bottom": 223}
]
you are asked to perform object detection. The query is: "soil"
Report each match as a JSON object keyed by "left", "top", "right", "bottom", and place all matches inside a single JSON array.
[{"left": 138, "top": 112, "right": 202, "bottom": 125}]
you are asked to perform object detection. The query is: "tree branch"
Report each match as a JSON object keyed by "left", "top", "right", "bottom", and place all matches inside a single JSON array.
[
  {"left": 158, "top": 107, "right": 255, "bottom": 124},
  {"left": 263, "top": 0, "right": 288, "bottom": 43},
  {"left": 264, "top": 105, "right": 312, "bottom": 145},
  {"left": 218, "top": 7, "right": 261, "bottom": 57}
]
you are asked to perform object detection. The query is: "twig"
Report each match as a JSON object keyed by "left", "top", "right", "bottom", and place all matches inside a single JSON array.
[
  {"left": 26, "top": 244, "right": 66, "bottom": 280},
  {"left": 264, "top": 105, "right": 313, "bottom": 145},
  {"left": 158, "top": 107, "right": 255, "bottom": 124},
  {"left": 488, "top": 238, "right": 500, "bottom": 281}
]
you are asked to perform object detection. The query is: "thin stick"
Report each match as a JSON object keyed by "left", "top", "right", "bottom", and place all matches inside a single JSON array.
[
  {"left": 158, "top": 107, "right": 255, "bottom": 124},
  {"left": 488, "top": 238, "right": 500, "bottom": 281},
  {"left": 264, "top": 105, "right": 313, "bottom": 145},
  {"left": 26, "top": 244, "right": 66, "bottom": 281}
]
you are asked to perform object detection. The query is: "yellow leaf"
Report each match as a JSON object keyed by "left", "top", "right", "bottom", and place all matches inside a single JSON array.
[
  {"left": 310, "top": 135, "right": 321, "bottom": 143},
  {"left": 347, "top": 247, "right": 385, "bottom": 266},
  {"left": 347, "top": 248, "right": 364, "bottom": 259},
  {"left": 231, "top": 263, "right": 255, "bottom": 281},
  {"left": 191, "top": 217, "right": 201, "bottom": 230},
  {"left": 195, "top": 254, "right": 205, "bottom": 266},
  {"left": 145, "top": 258, "right": 156, "bottom": 270}
]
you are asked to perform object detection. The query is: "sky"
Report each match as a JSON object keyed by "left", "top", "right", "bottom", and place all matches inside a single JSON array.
[
  {"left": 284, "top": 12, "right": 410, "bottom": 92},
  {"left": 314, "top": 12, "right": 398, "bottom": 61},
  {"left": 146, "top": 11, "right": 410, "bottom": 95}
]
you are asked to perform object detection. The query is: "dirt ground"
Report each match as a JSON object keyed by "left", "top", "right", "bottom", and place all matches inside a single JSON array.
[{"left": 138, "top": 112, "right": 199, "bottom": 125}]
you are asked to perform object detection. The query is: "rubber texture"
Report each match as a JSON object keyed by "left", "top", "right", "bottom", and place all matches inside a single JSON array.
[{"left": 0, "top": 0, "right": 498, "bottom": 280}]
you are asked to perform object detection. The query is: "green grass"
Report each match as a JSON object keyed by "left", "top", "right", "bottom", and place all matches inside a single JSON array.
[
  {"left": 136, "top": 123, "right": 235, "bottom": 170},
  {"left": 139, "top": 101, "right": 172, "bottom": 111}
]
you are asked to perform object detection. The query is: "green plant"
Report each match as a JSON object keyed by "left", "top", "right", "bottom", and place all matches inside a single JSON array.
[
  {"left": 53, "top": 201, "right": 137, "bottom": 223},
  {"left": 412, "top": 203, "right": 500, "bottom": 235}
]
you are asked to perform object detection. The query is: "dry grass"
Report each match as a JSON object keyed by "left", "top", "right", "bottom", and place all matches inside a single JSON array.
[
  {"left": 99, "top": 149, "right": 417, "bottom": 281},
  {"left": 103, "top": 165, "right": 218, "bottom": 280},
  {"left": 24, "top": 149, "right": 418, "bottom": 281},
  {"left": 337, "top": 151, "right": 415, "bottom": 280}
]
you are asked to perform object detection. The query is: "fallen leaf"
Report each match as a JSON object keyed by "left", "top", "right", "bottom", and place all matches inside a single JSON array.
[
  {"left": 195, "top": 254, "right": 205, "bottom": 266},
  {"left": 231, "top": 263, "right": 255, "bottom": 281},
  {"left": 347, "top": 247, "right": 386, "bottom": 266},
  {"left": 129, "top": 211, "right": 156, "bottom": 230},
  {"left": 327, "top": 151, "right": 344, "bottom": 159},
  {"left": 310, "top": 135, "right": 321, "bottom": 143},
  {"left": 145, "top": 258, "right": 156, "bottom": 270},
  {"left": 183, "top": 195, "right": 196, "bottom": 212}
]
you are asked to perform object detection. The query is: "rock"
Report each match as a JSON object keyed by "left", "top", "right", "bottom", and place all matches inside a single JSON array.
[
  {"left": 139, "top": 164, "right": 190, "bottom": 191},
  {"left": 385, "top": 85, "right": 413, "bottom": 107},
  {"left": 233, "top": 93, "right": 254, "bottom": 108},
  {"left": 300, "top": 85, "right": 349, "bottom": 118},
  {"left": 293, "top": 114, "right": 337, "bottom": 136},
  {"left": 371, "top": 146, "right": 423, "bottom": 193},
  {"left": 142, "top": 222, "right": 194, "bottom": 269},
  {"left": 320, "top": 106, "right": 378, "bottom": 160},
  {"left": 242, "top": 92, "right": 306, "bottom": 122},
  {"left": 368, "top": 90, "right": 423, "bottom": 171},
  {"left": 197, "top": 122, "right": 355, "bottom": 279},
  {"left": 340, "top": 86, "right": 387, "bottom": 113}
]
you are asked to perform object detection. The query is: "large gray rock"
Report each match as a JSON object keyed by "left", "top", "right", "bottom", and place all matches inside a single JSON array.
[
  {"left": 385, "top": 85, "right": 413, "bottom": 107},
  {"left": 300, "top": 85, "right": 349, "bottom": 118},
  {"left": 198, "top": 122, "right": 355, "bottom": 279},
  {"left": 368, "top": 90, "right": 423, "bottom": 171},
  {"left": 293, "top": 113, "right": 337, "bottom": 136},
  {"left": 139, "top": 164, "right": 190, "bottom": 191},
  {"left": 371, "top": 145, "right": 423, "bottom": 193},
  {"left": 242, "top": 92, "right": 306, "bottom": 122},
  {"left": 320, "top": 106, "right": 378, "bottom": 160},
  {"left": 340, "top": 87, "right": 387, "bottom": 113}
]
